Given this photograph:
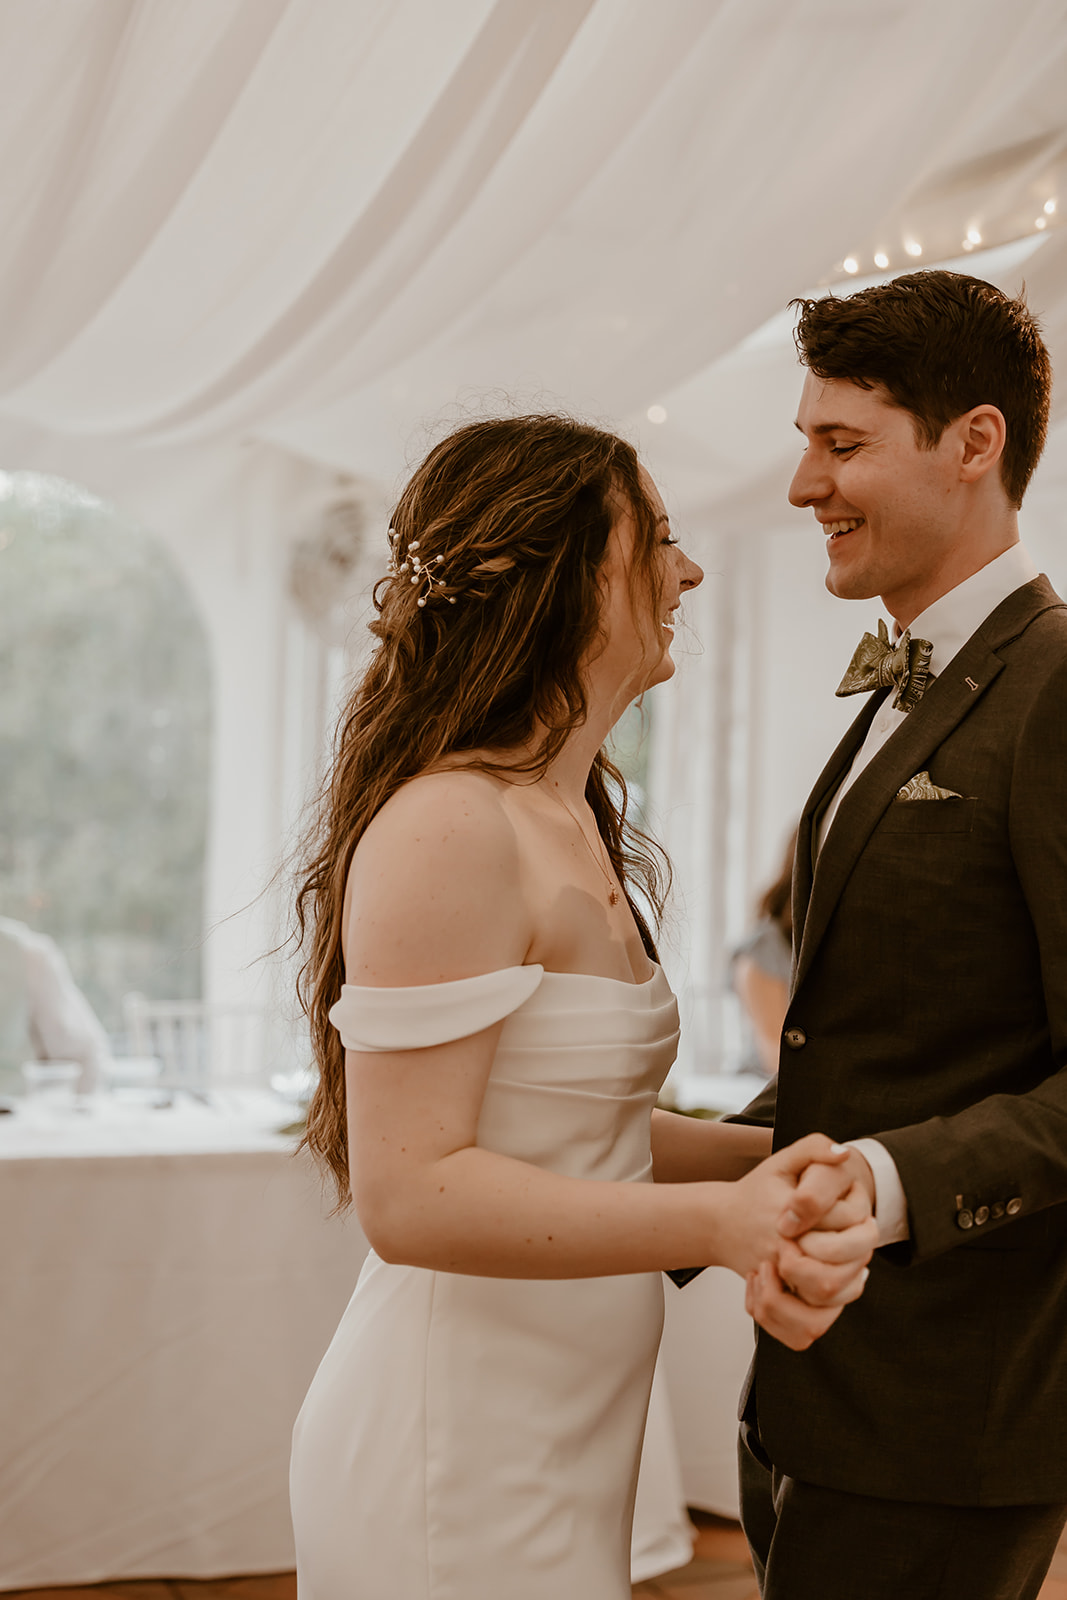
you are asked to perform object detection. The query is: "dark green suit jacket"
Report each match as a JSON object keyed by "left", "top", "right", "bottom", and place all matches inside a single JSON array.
[{"left": 739, "top": 575, "right": 1067, "bottom": 1506}]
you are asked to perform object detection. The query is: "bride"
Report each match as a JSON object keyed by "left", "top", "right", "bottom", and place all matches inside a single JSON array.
[{"left": 289, "top": 414, "right": 875, "bottom": 1599}]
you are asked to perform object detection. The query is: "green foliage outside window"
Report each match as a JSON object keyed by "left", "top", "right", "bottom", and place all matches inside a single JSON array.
[{"left": 0, "top": 473, "right": 211, "bottom": 1034}]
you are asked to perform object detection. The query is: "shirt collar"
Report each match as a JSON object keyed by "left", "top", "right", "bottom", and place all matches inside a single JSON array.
[{"left": 894, "top": 544, "right": 1040, "bottom": 677}]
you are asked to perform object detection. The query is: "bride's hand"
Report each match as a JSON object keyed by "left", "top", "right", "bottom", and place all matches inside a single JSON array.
[
  {"left": 776, "top": 1152, "right": 879, "bottom": 1309},
  {"left": 714, "top": 1133, "right": 854, "bottom": 1280}
]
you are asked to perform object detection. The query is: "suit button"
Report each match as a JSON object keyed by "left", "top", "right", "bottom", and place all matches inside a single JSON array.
[
  {"left": 1006, "top": 1197, "right": 1022, "bottom": 1216},
  {"left": 784, "top": 1027, "right": 807, "bottom": 1050},
  {"left": 974, "top": 1205, "right": 990, "bottom": 1225},
  {"left": 957, "top": 1209, "right": 974, "bottom": 1230},
  {"left": 991, "top": 1202, "right": 1005, "bottom": 1219}
]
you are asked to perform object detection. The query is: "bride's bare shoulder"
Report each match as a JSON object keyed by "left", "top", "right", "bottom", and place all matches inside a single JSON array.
[
  {"left": 345, "top": 770, "right": 529, "bottom": 981},
  {"left": 347, "top": 769, "right": 520, "bottom": 894},
  {"left": 364, "top": 768, "right": 517, "bottom": 849}
]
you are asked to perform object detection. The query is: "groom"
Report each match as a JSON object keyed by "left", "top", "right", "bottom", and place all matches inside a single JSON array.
[{"left": 738, "top": 270, "right": 1067, "bottom": 1598}]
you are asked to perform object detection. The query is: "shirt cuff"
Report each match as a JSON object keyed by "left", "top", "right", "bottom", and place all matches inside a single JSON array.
[{"left": 847, "top": 1137, "right": 910, "bottom": 1245}]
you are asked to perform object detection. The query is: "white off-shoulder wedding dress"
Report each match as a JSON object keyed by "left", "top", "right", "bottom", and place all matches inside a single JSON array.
[{"left": 290, "top": 963, "right": 680, "bottom": 1600}]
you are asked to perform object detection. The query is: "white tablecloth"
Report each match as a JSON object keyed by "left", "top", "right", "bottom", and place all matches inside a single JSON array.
[
  {"left": 1, "top": 1092, "right": 750, "bottom": 1588},
  {"left": 660, "top": 1264, "right": 754, "bottom": 1518}
]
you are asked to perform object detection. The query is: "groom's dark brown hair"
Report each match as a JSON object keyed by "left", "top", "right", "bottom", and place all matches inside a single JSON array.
[{"left": 790, "top": 270, "right": 1052, "bottom": 510}]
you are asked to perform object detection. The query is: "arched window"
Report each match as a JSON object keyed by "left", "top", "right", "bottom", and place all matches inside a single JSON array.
[{"left": 0, "top": 472, "right": 211, "bottom": 1036}]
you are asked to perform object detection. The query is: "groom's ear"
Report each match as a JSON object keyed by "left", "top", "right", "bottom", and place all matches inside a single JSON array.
[{"left": 955, "top": 404, "right": 1007, "bottom": 486}]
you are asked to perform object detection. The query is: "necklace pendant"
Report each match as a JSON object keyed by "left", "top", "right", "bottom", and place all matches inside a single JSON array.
[{"left": 609, "top": 888, "right": 619, "bottom": 907}]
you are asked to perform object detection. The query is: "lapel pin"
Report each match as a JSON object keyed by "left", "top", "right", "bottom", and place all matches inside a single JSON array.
[{"left": 965, "top": 676, "right": 979, "bottom": 691}]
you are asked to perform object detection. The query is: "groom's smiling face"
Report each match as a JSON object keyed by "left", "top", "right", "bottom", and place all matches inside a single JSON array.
[{"left": 789, "top": 373, "right": 965, "bottom": 627}]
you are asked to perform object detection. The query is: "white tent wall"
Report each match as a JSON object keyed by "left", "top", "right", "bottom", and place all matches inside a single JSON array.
[
  {"left": 0, "top": 1, "right": 1065, "bottom": 1079},
  {"left": 0, "top": 421, "right": 357, "bottom": 1064},
  {"left": 648, "top": 511, "right": 864, "bottom": 1085}
]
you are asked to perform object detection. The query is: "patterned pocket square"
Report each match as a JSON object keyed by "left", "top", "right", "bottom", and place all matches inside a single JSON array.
[{"left": 896, "top": 770, "right": 963, "bottom": 801}]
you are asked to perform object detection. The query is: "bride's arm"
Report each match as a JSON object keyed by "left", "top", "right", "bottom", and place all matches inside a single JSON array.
[
  {"left": 353, "top": 1029, "right": 847, "bottom": 1286},
  {"left": 651, "top": 1110, "right": 771, "bottom": 1183},
  {"left": 342, "top": 775, "right": 871, "bottom": 1318}
]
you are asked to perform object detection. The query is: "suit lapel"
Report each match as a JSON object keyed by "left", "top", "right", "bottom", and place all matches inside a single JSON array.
[
  {"left": 792, "top": 694, "right": 883, "bottom": 958},
  {"left": 793, "top": 577, "right": 1064, "bottom": 994}
]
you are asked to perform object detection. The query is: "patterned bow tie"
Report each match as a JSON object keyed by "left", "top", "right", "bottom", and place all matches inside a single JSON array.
[{"left": 836, "top": 618, "right": 935, "bottom": 713}]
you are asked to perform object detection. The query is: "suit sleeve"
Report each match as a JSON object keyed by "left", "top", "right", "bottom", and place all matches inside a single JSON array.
[
  {"left": 721, "top": 1074, "right": 778, "bottom": 1129},
  {"left": 876, "top": 654, "right": 1067, "bottom": 1263}
]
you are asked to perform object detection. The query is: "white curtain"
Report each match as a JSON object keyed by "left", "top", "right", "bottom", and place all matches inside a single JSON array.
[
  {"left": 0, "top": 0, "right": 1064, "bottom": 1024},
  {"left": 0, "top": 0, "right": 1062, "bottom": 477}
]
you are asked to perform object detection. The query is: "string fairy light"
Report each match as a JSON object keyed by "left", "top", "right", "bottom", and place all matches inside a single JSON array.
[{"left": 837, "top": 194, "right": 1059, "bottom": 290}]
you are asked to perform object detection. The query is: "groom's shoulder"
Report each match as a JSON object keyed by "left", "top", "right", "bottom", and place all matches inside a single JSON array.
[
  {"left": 994, "top": 591, "right": 1067, "bottom": 743},
  {"left": 980, "top": 576, "right": 1067, "bottom": 668}
]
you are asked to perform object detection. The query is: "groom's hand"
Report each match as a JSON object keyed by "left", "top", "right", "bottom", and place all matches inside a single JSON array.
[
  {"left": 745, "top": 1258, "right": 849, "bottom": 1351},
  {"left": 778, "top": 1145, "right": 875, "bottom": 1238},
  {"left": 747, "top": 1185, "right": 876, "bottom": 1348},
  {"left": 741, "top": 1143, "right": 877, "bottom": 1344},
  {"left": 776, "top": 1152, "right": 878, "bottom": 1309}
]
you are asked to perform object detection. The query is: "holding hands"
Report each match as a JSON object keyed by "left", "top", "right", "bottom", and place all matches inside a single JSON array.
[{"left": 727, "top": 1136, "right": 879, "bottom": 1350}]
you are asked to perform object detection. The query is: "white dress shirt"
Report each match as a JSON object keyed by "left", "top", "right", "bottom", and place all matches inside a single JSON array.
[
  {"left": 818, "top": 544, "right": 1040, "bottom": 1243},
  {"left": 0, "top": 916, "right": 112, "bottom": 1095}
]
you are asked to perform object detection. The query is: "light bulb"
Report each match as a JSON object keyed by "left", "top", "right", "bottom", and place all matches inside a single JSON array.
[
  {"left": 842, "top": 257, "right": 859, "bottom": 275},
  {"left": 904, "top": 240, "right": 922, "bottom": 258},
  {"left": 1036, "top": 217, "right": 1048, "bottom": 231},
  {"left": 966, "top": 228, "right": 982, "bottom": 245},
  {"left": 646, "top": 405, "right": 667, "bottom": 425},
  {"left": 1044, "top": 199, "right": 1057, "bottom": 215},
  {"left": 873, "top": 252, "right": 889, "bottom": 270}
]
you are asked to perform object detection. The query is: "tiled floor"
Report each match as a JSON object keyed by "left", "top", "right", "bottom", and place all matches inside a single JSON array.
[{"left": 4, "top": 1515, "right": 1067, "bottom": 1600}]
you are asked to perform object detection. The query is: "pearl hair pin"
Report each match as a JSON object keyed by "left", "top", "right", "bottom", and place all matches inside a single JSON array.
[{"left": 388, "top": 528, "right": 456, "bottom": 607}]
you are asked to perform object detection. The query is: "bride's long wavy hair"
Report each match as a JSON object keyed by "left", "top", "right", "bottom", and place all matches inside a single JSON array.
[{"left": 294, "top": 414, "right": 672, "bottom": 1206}]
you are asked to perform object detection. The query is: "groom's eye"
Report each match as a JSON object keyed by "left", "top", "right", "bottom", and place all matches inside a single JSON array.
[{"left": 831, "top": 443, "right": 859, "bottom": 457}]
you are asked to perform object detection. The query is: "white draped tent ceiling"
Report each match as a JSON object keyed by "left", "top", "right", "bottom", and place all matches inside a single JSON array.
[
  {"left": 1, "top": 0, "right": 1065, "bottom": 1043},
  {"left": 2, "top": 0, "right": 1066, "bottom": 479}
]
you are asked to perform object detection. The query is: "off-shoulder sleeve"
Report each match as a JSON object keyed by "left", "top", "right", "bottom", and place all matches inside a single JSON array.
[{"left": 327, "top": 965, "right": 545, "bottom": 1052}]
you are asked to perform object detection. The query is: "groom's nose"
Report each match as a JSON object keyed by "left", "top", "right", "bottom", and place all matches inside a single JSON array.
[{"left": 789, "top": 449, "right": 831, "bottom": 509}]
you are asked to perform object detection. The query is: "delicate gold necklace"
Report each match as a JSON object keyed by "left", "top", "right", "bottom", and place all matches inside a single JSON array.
[{"left": 546, "top": 786, "right": 621, "bottom": 907}]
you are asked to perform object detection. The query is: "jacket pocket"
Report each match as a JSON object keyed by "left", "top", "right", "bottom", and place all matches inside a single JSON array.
[{"left": 880, "top": 797, "right": 977, "bottom": 835}]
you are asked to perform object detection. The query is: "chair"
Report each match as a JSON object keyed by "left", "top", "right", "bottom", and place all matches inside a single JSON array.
[{"left": 121, "top": 994, "right": 268, "bottom": 1090}]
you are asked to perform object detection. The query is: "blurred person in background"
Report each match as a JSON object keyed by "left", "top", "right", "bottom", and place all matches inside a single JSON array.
[
  {"left": 731, "top": 827, "right": 797, "bottom": 1076},
  {"left": 0, "top": 915, "right": 111, "bottom": 1099}
]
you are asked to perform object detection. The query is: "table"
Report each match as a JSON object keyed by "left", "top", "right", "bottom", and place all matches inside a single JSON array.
[
  {"left": 660, "top": 1263, "right": 755, "bottom": 1518},
  {"left": 1, "top": 1092, "right": 365, "bottom": 1588},
  {"left": 1, "top": 1092, "right": 751, "bottom": 1588},
  {"left": 631, "top": 1267, "right": 754, "bottom": 1581}
]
